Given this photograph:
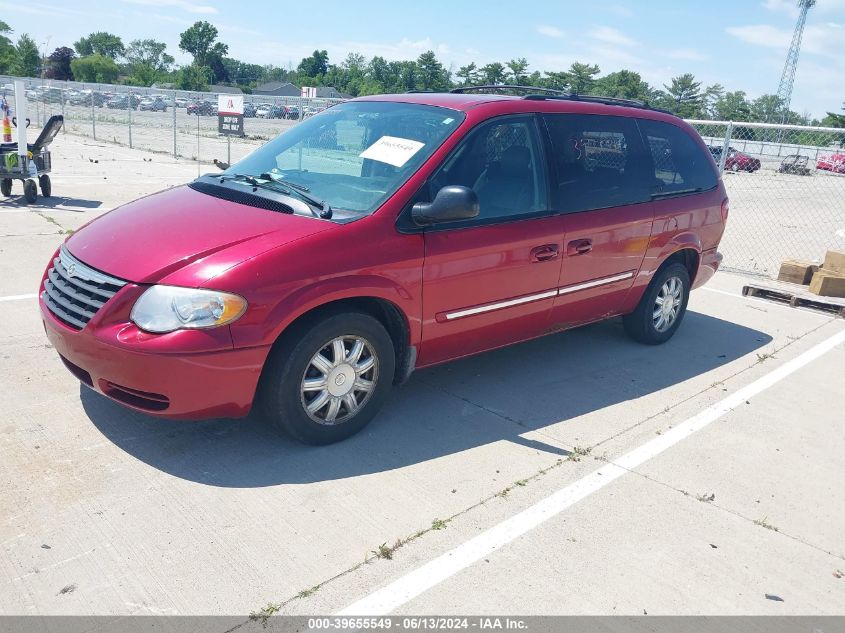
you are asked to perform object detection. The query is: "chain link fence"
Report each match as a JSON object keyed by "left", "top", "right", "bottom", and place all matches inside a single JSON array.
[
  {"left": 688, "top": 119, "right": 845, "bottom": 276},
  {"left": 2, "top": 76, "right": 843, "bottom": 278}
]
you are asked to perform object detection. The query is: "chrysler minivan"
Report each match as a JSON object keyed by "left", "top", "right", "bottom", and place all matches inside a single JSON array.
[{"left": 40, "top": 88, "right": 727, "bottom": 444}]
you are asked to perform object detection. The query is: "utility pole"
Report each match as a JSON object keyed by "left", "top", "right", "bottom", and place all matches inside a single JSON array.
[{"left": 769, "top": 0, "right": 815, "bottom": 124}]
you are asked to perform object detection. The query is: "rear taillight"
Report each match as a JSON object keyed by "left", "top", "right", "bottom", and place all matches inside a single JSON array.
[{"left": 721, "top": 198, "right": 730, "bottom": 222}]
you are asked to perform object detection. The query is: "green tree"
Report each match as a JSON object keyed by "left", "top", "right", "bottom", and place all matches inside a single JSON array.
[
  {"left": 179, "top": 21, "right": 228, "bottom": 73},
  {"left": 820, "top": 103, "right": 845, "bottom": 128},
  {"left": 176, "top": 63, "right": 212, "bottom": 91},
  {"left": 543, "top": 71, "right": 570, "bottom": 91},
  {"left": 701, "top": 83, "right": 724, "bottom": 119},
  {"left": 125, "top": 39, "right": 174, "bottom": 72},
  {"left": 662, "top": 73, "right": 703, "bottom": 117},
  {"left": 713, "top": 90, "right": 751, "bottom": 121},
  {"left": 567, "top": 62, "right": 600, "bottom": 94},
  {"left": 297, "top": 50, "right": 329, "bottom": 77},
  {"left": 73, "top": 32, "right": 124, "bottom": 59},
  {"left": 592, "top": 69, "right": 652, "bottom": 101},
  {"left": 480, "top": 62, "right": 506, "bottom": 85},
  {"left": 0, "top": 20, "right": 14, "bottom": 74},
  {"left": 45, "top": 46, "right": 75, "bottom": 80},
  {"left": 506, "top": 57, "right": 529, "bottom": 84},
  {"left": 416, "top": 50, "right": 449, "bottom": 91},
  {"left": 13, "top": 34, "right": 40, "bottom": 77},
  {"left": 750, "top": 94, "right": 784, "bottom": 122},
  {"left": 70, "top": 54, "right": 120, "bottom": 83},
  {"left": 456, "top": 62, "right": 478, "bottom": 86}
]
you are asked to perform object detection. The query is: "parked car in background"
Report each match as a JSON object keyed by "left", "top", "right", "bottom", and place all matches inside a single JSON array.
[
  {"left": 139, "top": 96, "right": 168, "bottom": 112},
  {"left": 243, "top": 102, "right": 257, "bottom": 118},
  {"left": 39, "top": 90, "right": 727, "bottom": 445},
  {"left": 187, "top": 100, "right": 217, "bottom": 116},
  {"left": 255, "top": 103, "right": 273, "bottom": 118},
  {"left": 724, "top": 147, "right": 761, "bottom": 172},
  {"left": 106, "top": 94, "right": 141, "bottom": 109},
  {"left": 174, "top": 98, "right": 189, "bottom": 109},
  {"left": 816, "top": 152, "right": 845, "bottom": 174},
  {"left": 778, "top": 154, "right": 811, "bottom": 176},
  {"left": 69, "top": 90, "right": 106, "bottom": 107}
]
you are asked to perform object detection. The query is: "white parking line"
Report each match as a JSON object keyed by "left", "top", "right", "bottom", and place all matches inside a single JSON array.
[
  {"left": 338, "top": 326, "right": 845, "bottom": 615},
  {"left": 0, "top": 293, "right": 37, "bottom": 302}
]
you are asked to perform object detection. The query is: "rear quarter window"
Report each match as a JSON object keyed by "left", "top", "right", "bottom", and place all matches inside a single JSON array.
[{"left": 637, "top": 119, "right": 717, "bottom": 195}]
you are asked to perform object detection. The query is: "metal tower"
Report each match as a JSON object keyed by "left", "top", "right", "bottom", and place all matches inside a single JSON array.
[{"left": 770, "top": 0, "right": 815, "bottom": 123}]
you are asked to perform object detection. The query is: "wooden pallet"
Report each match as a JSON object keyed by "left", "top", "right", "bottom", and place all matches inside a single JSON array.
[{"left": 742, "top": 280, "right": 845, "bottom": 317}]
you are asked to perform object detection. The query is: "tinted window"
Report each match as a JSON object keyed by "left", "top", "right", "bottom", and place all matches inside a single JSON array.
[
  {"left": 429, "top": 116, "right": 548, "bottom": 221},
  {"left": 543, "top": 113, "right": 652, "bottom": 213},
  {"left": 638, "top": 119, "right": 718, "bottom": 195}
]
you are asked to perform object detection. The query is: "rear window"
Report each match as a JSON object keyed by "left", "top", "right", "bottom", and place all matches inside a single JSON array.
[{"left": 637, "top": 119, "right": 718, "bottom": 195}]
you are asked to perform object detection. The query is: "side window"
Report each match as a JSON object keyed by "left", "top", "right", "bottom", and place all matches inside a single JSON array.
[
  {"left": 431, "top": 116, "right": 548, "bottom": 221},
  {"left": 543, "top": 113, "right": 652, "bottom": 213},
  {"left": 637, "top": 119, "right": 718, "bottom": 194}
]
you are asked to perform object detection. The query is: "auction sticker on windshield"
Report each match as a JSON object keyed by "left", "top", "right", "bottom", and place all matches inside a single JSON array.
[{"left": 360, "top": 136, "right": 425, "bottom": 167}]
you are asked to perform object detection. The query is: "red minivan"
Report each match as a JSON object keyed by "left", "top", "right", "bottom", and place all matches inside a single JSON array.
[{"left": 39, "top": 89, "right": 727, "bottom": 444}]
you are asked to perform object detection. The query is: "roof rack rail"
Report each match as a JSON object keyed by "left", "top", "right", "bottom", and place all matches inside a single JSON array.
[
  {"left": 523, "top": 92, "right": 674, "bottom": 115},
  {"left": 449, "top": 85, "right": 567, "bottom": 96}
]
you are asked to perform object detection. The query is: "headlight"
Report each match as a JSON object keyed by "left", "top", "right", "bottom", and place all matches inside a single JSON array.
[{"left": 130, "top": 285, "right": 247, "bottom": 333}]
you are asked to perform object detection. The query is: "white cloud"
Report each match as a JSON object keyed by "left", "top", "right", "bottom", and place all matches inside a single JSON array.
[
  {"left": 761, "top": 0, "right": 799, "bottom": 17},
  {"left": 727, "top": 21, "right": 845, "bottom": 56},
  {"left": 605, "top": 3, "right": 633, "bottom": 17},
  {"left": 536, "top": 25, "right": 564, "bottom": 38},
  {"left": 121, "top": 0, "right": 217, "bottom": 14},
  {"left": 589, "top": 26, "right": 638, "bottom": 47}
]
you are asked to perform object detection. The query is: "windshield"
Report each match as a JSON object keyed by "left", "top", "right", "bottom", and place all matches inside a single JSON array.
[{"left": 225, "top": 101, "right": 464, "bottom": 215}]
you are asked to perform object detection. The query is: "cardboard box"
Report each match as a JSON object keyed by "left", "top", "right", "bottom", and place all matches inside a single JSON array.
[
  {"left": 809, "top": 269, "right": 845, "bottom": 298},
  {"left": 777, "top": 259, "right": 818, "bottom": 285},
  {"left": 822, "top": 250, "right": 845, "bottom": 275}
]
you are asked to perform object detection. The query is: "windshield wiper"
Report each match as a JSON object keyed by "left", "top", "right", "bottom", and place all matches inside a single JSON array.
[
  {"left": 215, "top": 172, "right": 332, "bottom": 219},
  {"left": 259, "top": 172, "right": 333, "bottom": 219}
]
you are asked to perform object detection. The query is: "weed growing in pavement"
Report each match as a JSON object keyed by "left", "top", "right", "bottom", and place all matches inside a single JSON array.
[{"left": 754, "top": 517, "right": 779, "bottom": 532}]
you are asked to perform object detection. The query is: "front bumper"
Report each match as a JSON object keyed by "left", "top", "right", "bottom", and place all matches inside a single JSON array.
[{"left": 40, "top": 292, "right": 270, "bottom": 420}]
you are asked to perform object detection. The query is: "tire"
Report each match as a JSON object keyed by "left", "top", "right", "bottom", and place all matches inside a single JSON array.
[
  {"left": 23, "top": 179, "right": 37, "bottom": 204},
  {"left": 1, "top": 178, "right": 11, "bottom": 196},
  {"left": 623, "top": 262, "right": 690, "bottom": 345},
  {"left": 259, "top": 310, "right": 395, "bottom": 445},
  {"left": 38, "top": 174, "right": 51, "bottom": 198}
]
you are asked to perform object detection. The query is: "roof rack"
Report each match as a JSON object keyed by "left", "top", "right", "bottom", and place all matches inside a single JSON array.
[
  {"left": 450, "top": 85, "right": 567, "bottom": 96},
  {"left": 448, "top": 84, "right": 674, "bottom": 115}
]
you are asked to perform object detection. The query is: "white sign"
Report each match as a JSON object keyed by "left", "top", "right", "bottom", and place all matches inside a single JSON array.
[
  {"left": 217, "top": 94, "right": 244, "bottom": 115},
  {"left": 301, "top": 86, "right": 317, "bottom": 99},
  {"left": 359, "top": 136, "right": 425, "bottom": 168}
]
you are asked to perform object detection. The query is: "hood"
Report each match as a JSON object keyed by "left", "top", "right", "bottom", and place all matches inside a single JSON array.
[{"left": 65, "top": 184, "right": 331, "bottom": 284}]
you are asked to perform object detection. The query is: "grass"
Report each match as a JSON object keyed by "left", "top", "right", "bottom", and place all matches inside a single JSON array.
[
  {"left": 249, "top": 602, "right": 282, "bottom": 627},
  {"left": 431, "top": 518, "right": 447, "bottom": 531},
  {"left": 756, "top": 352, "right": 774, "bottom": 363},
  {"left": 754, "top": 516, "right": 779, "bottom": 532},
  {"left": 567, "top": 446, "right": 592, "bottom": 462},
  {"left": 696, "top": 492, "right": 716, "bottom": 503}
]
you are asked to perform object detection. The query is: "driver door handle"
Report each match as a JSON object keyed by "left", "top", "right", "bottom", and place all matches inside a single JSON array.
[{"left": 530, "top": 244, "right": 559, "bottom": 262}]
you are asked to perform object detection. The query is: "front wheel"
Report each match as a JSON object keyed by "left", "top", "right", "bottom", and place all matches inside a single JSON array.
[
  {"left": 259, "top": 311, "right": 395, "bottom": 444},
  {"left": 623, "top": 262, "right": 690, "bottom": 345},
  {"left": 39, "top": 174, "right": 51, "bottom": 198},
  {"left": 23, "top": 179, "right": 37, "bottom": 204}
]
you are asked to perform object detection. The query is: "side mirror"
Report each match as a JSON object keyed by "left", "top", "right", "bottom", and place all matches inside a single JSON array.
[{"left": 412, "top": 185, "right": 480, "bottom": 226}]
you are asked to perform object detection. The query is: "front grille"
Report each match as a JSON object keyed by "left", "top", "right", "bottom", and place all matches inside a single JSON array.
[{"left": 42, "top": 247, "right": 127, "bottom": 330}]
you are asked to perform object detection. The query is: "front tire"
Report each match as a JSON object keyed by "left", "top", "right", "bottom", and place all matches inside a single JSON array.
[
  {"left": 260, "top": 311, "right": 395, "bottom": 444},
  {"left": 623, "top": 262, "right": 690, "bottom": 345}
]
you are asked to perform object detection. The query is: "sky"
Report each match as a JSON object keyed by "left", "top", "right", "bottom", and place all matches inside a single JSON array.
[{"left": 2, "top": 0, "right": 844, "bottom": 118}]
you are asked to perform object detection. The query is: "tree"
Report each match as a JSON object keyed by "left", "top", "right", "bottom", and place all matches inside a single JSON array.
[
  {"left": 70, "top": 54, "right": 120, "bottom": 83},
  {"left": 543, "top": 71, "right": 570, "bottom": 91},
  {"left": 592, "top": 69, "right": 652, "bottom": 101},
  {"left": 567, "top": 62, "right": 600, "bottom": 94},
  {"left": 179, "top": 21, "right": 228, "bottom": 70},
  {"left": 45, "top": 46, "right": 75, "bottom": 80},
  {"left": 0, "top": 20, "right": 14, "bottom": 74},
  {"left": 750, "top": 94, "right": 784, "bottom": 123},
  {"left": 662, "top": 73, "right": 703, "bottom": 117},
  {"left": 125, "top": 39, "right": 174, "bottom": 72},
  {"left": 297, "top": 50, "right": 329, "bottom": 77},
  {"left": 176, "top": 63, "right": 212, "bottom": 91},
  {"left": 456, "top": 62, "right": 478, "bottom": 86},
  {"left": 480, "top": 62, "right": 506, "bottom": 85},
  {"left": 13, "top": 34, "right": 40, "bottom": 77},
  {"left": 416, "top": 50, "right": 449, "bottom": 91},
  {"left": 74, "top": 32, "right": 124, "bottom": 59},
  {"left": 713, "top": 90, "right": 751, "bottom": 121},
  {"left": 820, "top": 104, "right": 845, "bottom": 128},
  {"left": 506, "top": 58, "right": 529, "bottom": 84}
]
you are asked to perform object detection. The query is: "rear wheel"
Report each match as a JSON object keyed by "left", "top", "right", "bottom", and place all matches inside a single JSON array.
[
  {"left": 38, "top": 174, "right": 51, "bottom": 198},
  {"left": 23, "top": 179, "right": 37, "bottom": 204},
  {"left": 1, "top": 178, "right": 11, "bottom": 196},
  {"left": 623, "top": 262, "right": 690, "bottom": 345},
  {"left": 260, "top": 311, "right": 395, "bottom": 444}
]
